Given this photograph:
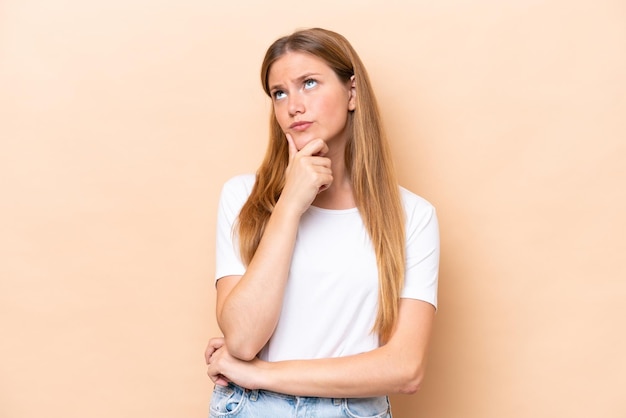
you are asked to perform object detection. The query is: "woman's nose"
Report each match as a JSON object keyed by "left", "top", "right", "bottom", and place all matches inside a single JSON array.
[{"left": 288, "top": 93, "right": 305, "bottom": 116}]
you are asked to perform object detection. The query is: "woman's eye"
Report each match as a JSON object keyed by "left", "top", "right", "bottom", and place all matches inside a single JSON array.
[
  {"left": 304, "top": 79, "right": 317, "bottom": 89},
  {"left": 273, "top": 90, "right": 286, "bottom": 100}
]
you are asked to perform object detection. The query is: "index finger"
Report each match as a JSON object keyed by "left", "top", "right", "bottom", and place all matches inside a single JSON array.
[
  {"left": 204, "top": 337, "right": 225, "bottom": 364},
  {"left": 285, "top": 133, "right": 297, "bottom": 163}
]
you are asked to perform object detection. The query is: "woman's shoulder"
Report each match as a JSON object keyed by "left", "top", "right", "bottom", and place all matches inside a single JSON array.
[
  {"left": 398, "top": 186, "right": 437, "bottom": 227},
  {"left": 219, "top": 173, "right": 256, "bottom": 203},
  {"left": 222, "top": 173, "right": 256, "bottom": 190},
  {"left": 399, "top": 186, "right": 435, "bottom": 211}
]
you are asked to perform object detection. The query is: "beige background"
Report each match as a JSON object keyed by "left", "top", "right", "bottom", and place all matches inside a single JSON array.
[{"left": 1, "top": 0, "right": 625, "bottom": 417}]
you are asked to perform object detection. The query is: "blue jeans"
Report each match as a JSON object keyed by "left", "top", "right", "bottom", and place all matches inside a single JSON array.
[{"left": 209, "top": 383, "right": 392, "bottom": 417}]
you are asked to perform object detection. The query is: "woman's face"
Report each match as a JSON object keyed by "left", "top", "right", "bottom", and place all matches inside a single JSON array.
[{"left": 267, "top": 51, "right": 355, "bottom": 151}]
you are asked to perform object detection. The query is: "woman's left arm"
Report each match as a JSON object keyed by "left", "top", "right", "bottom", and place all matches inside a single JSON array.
[{"left": 206, "top": 298, "right": 435, "bottom": 398}]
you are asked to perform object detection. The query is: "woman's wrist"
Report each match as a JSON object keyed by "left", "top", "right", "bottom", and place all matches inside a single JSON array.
[
  {"left": 273, "top": 197, "right": 306, "bottom": 221},
  {"left": 247, "top": 358, "right": 274, "bottom": 391}
]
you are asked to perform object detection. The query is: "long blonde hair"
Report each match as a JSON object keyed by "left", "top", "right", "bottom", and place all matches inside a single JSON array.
[{"left": 238, "top": 28, "right": 405, "bottom": 343}]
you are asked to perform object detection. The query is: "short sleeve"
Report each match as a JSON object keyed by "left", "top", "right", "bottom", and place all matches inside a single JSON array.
[
  {"left": 214, "top": 174, "right": 255, "bottom": 282},
  {"left": 400, "top": 189, "right": 440, "bottom": 308}
]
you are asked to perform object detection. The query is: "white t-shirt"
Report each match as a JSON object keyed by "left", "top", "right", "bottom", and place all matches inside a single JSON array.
[{"left": 215, "top": 174, "right": 439, "bottom": 362}]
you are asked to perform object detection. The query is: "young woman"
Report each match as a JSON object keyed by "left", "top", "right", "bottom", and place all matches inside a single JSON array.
[{"left": 205, "top": 28, "right": 439, "bottom": 417}]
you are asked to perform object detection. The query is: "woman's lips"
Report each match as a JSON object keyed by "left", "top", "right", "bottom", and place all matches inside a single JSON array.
[{"left": 289, "top": 121, "right": 312, "bottom": 132}]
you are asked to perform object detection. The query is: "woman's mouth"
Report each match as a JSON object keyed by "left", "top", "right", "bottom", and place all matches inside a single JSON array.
[{"left": 289, "top": 121, "right": 312, "bottom": 132}]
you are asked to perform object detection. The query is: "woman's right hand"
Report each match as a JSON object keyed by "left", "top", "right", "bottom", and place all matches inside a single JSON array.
[{"left": 281, "top": 133, "right": 333, "bottom": 214}]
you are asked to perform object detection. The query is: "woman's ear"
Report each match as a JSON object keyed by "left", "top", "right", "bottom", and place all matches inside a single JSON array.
[{"left": 348, "top": 75, "right": 356, "bottom": 111}]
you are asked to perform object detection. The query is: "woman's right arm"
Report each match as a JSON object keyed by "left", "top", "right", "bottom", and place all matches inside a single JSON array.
[
  {"left": 217, "top": 136, "right": 331, "bottom": 361},
  {"left": 216, "top": 202, "right": 300, "bottom": 361}
]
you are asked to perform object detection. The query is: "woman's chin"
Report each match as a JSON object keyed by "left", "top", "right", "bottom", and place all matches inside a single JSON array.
[{"left": 293, "top": 134, "right": 319, "bottom": 151}]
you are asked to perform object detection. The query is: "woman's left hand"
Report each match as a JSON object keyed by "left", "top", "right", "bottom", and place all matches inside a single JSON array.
[
  {"left": 205, "top": 337, "right": 229, "bottom": 386},
  {"left": 205, "top": 337, "right": 265, "bottom": 389}
]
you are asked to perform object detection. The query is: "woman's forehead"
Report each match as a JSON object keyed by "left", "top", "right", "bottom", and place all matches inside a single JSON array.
[{"left": 268, "top": 51, "right": 332, "bottom": 81}]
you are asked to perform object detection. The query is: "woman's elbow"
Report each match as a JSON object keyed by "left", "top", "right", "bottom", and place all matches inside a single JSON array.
[
  {"left": 397, "top": 365, "right": 426, "bottom": 395},
  {"left": 225, "top": 339, "right": 260, "bottom": 361},
  {"left": 218, "top": 319, "right": 264, "bottom": 360}
]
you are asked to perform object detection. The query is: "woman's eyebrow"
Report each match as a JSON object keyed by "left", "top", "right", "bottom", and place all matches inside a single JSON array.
[{"left": 269, "top": 72, "right": 322, "bottom": 91}]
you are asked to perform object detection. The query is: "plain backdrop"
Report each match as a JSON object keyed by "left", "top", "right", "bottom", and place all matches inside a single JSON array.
[{"left": 1, "top": 1, "right": 625, "bottom": 417}]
